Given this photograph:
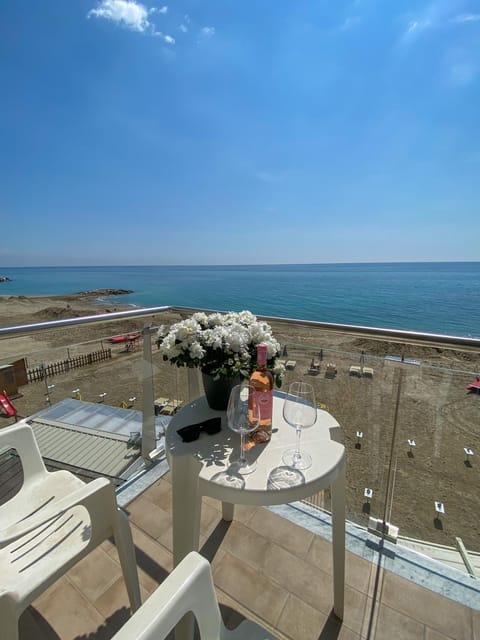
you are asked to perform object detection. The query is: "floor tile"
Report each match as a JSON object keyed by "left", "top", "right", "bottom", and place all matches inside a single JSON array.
[
  {"left": 217, "top": 519, "right": 272, "bottom": 571},
  {"left": 249, "top": 507, "right": 315, "bottom": 558},
  {"left": 473, "top": 608, "right": 480, "bottom": 640},
  {"left": 213, "top": 551, "right": 289, "bottom": 628},
  {"left": 373, "top": 604, "right": 425, "bottom": 640},
  {"left": 32, "top": 578, "right": 105, "bottom": 640},
  {"left": 126, "top": 495, "right": 172, "bottom": 540},
  {"left": 141, "top": 479, "right": 173, "bottom": 513},
  {"left": 66, "top": 546, "right": 122, "bottom": 603},
  {"left": 263, "top": 540, "right": 334, "bottom": 614},
  {"left": 276, "top": 592, "right": 329, "bottom": 640},
  {"left": 130, "top": 524, "right": 173, "bottom": 593},
  {"left": 381, "top": 572, "right": 473, "bottom": 640}
]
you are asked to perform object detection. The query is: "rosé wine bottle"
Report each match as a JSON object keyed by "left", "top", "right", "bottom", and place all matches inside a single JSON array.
[{"left": 249, "top": 343, "right": 273, "bottom": 443}]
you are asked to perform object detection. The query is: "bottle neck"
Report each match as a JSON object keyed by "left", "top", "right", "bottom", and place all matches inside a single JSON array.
[{"left": 256, "top": 343, "right": 268, "bottom": 369}]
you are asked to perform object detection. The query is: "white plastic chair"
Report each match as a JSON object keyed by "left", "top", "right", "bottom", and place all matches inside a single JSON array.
[
  {"left": 0, "top": 422, "right": 141, "bottom": 640},
  {"left": 112, "top": 551, "right": 278, "bottom": 640}
]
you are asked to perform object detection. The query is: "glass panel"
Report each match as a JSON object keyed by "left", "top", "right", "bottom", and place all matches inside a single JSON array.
[{"left": 1, "top": 307, "right": 479, "bottom": 578}]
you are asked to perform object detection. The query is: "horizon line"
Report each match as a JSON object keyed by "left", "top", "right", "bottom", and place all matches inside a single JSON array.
[{"left": 2, "top": 260, "right": 480, "bottom": 269}]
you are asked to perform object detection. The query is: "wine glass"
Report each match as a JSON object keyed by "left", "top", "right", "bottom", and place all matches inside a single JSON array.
[
  {"left": 282, "top": 381, "right": 317, "bottom": 470},
  {"left": 227, "top": 384, "right": 260, "bottom": 475}
]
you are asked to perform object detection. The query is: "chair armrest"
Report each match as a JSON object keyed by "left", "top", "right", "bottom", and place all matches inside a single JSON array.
[
  {"left": 111, "top": 552, "right": 223, "bottom": 640},
  {"left": 0, "top": 477, "right": 113, "bottom": 547}
]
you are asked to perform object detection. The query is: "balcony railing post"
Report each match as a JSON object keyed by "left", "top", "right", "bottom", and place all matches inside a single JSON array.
[
  {"left": 187, "top": 367, "right": 202, "bottom": 402},
  {"left": 141, "top": 326, "right": 156, "bottom": 460}
]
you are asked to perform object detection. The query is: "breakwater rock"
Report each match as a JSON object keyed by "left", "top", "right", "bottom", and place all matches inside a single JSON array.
[{"left": 76, "top": 288, "right": 134, "bottom": 297}]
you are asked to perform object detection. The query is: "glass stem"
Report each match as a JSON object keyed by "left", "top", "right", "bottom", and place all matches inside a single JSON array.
[
  {"left": 239, "top": 431, "right": 246, "bottom": 466},
  {"left": 294, "top": 427, "right": 302, "bottom": 465}
]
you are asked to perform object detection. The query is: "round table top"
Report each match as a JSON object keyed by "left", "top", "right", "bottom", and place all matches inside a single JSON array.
[{"left": 166, "top": 393, "right": 345, "bottom": 506}]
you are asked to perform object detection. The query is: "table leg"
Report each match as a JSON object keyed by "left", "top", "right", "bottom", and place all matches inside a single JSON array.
[
  {"left": 171, "top": 455, "right": 201, "bottom": 567},
  {"left": 171, "top": 456, "right": 202, "bottom": 640},
  {"left": 331, "top": 461, "right": 345, "bottom": 619},
  {"left": 221, "top": 501, "right": 234, "bottom": 521}
]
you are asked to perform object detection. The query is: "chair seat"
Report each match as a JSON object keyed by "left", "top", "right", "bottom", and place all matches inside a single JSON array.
[
  {"left": 1, "top": 469, "right": 84, "bottom": 524},
  {"left": 1, "top": 504, "right": 91, "bottom": 602}
]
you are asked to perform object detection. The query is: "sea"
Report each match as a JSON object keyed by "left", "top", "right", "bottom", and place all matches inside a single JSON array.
[{"left": 1, "top": 263, "right": 479, "bottom": 338}]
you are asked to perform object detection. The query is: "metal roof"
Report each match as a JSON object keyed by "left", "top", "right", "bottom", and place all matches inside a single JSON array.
[{"left": 25, "top": 399, "right": 169, "bottom": 482}]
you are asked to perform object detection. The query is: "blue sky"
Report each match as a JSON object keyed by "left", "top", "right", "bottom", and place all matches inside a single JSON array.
[{"left": 1, "top": 0, "right": 479, "bottom": 266}]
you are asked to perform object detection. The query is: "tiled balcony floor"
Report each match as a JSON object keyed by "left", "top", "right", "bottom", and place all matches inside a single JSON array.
[{"left": 19, "top": 472, "right": 479, "bottom": 640}]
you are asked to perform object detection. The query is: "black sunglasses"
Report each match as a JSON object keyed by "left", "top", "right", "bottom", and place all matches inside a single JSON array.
[{"left": 177, "top": 417, "right": 222, "bottom": 443}]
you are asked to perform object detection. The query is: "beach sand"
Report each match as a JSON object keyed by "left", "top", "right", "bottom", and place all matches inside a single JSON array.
[{"left": 1, "top": 294, "right": 480, "bottom": 553}]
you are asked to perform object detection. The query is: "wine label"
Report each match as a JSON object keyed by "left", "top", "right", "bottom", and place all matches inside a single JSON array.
[{"left": 257, "top": 389, "right": 273, "bottom": 421}]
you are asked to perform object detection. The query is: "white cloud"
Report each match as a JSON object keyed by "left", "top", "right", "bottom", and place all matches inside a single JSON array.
[
  {"left": 88, "top": 0, "right": 153, "bottom": 33},
  {"left": 179, "top": 24, "right": 188, "bottom": 33},
  {"left": 452, "top": 13, "right": 480, "bottom": 23},
  {"left": 158, "top": 5, "right": 168, "bottom": 14},
  {"left": 400, "top": 18, "right": 431, "bottom": 43},
  {"left": 200, "top": 26, "right": 215, "bottom": 38},
  {"left": 153, "top": 31, "right": 175, "bottom": 44}
]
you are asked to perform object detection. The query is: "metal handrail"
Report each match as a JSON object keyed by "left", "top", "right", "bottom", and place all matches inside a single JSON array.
[{"left": 1, "top": 304, "right": 479, "bottom": 351}]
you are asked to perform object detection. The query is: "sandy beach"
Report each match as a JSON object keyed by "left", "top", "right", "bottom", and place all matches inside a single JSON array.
[{"left": 1, "top": 294, "right": 480, "bottom": 553}]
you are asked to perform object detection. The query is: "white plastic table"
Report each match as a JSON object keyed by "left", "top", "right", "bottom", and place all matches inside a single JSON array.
[{"left": 165, "top": 393, "right": 346, "bottom": 637}]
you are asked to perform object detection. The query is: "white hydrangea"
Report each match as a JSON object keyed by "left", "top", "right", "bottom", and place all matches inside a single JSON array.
[{"left": 157, "top": 310, "right": 283, "bottom": 382}]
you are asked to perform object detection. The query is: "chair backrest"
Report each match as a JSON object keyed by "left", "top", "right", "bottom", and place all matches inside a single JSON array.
[
  {"left": 0, "top": 423, "right": 48, "bottom": 485},
  {"left": 112, "top": 552, "right": 223, "bottom": 640}
]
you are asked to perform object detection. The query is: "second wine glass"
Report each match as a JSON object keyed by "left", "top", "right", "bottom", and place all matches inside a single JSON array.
[
  {"left": 227, "top": 384, "right": 260, "bottom": 475},
  {"left": 282, "top": 381, "right": 317, "bottom": 470}
]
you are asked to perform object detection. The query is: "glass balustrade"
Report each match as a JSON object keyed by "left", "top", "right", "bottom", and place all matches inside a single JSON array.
[{"left": 1, "top": 306, "right": 479, "bottom": 574}]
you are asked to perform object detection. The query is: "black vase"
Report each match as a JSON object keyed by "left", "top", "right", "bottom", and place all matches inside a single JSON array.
[{"left": 201, "top": 372, "right": 241, "bottom": 411}]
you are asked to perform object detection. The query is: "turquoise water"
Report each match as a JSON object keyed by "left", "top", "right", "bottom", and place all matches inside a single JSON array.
[{"left": 1, "top": 263, "right": 479, "bottom": 337}]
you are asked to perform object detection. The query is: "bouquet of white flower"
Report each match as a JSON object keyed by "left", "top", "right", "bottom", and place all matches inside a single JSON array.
[{"left": 157, "top": 310, "right": 285, "bottom": 387}]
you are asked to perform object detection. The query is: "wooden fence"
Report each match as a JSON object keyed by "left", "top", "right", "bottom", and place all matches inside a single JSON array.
[{"left": 27, "top": 349, "right": 112, "bottom": 383}]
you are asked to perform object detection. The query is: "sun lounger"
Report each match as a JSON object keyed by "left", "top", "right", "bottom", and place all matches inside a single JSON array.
[
  {"left": 349, "top": 365, "right": 362, "bottom": 377},
  {"left": 362, "top": 366, "right": 374, "bottom": 377},
  {"left": 285, "top": 360, "right": 296, "bottom": 370},
  {"left": 160, "top": 399, "right": 184, "bottom": 415},
  {"left": 325, "top": 363, "right": 337, "bottom": 378},
  {"left": 308, "top": 358, "right": 321, "bottom": 375}
]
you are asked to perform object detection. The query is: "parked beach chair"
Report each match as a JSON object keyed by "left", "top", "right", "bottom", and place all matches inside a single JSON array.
[
  {"left": 362, "top": 366, "right": 374, "bottom": 377},
  {"left": 308, "top": 358, "right": 320, "bottom": 375},
  {"left": 325, "top": 363, "right": 337, "bottom": 378},
  {"left": 112, "top": 551, "right": 278, "bottom": 640},
  {"left": 161, "top": 399, "right": 184, "bottom": 415},
  {"left": 154, "top": 397, "right": 169, "bottom": 415},
  {"left": 349, "top": 365, "right": 362, "bottom": 377},
  {"left": 0, "top": 423, "right": 141, "bottom": 640},
  {"left": 285, "top": 360, "right": 296, "bottom": 370}
]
